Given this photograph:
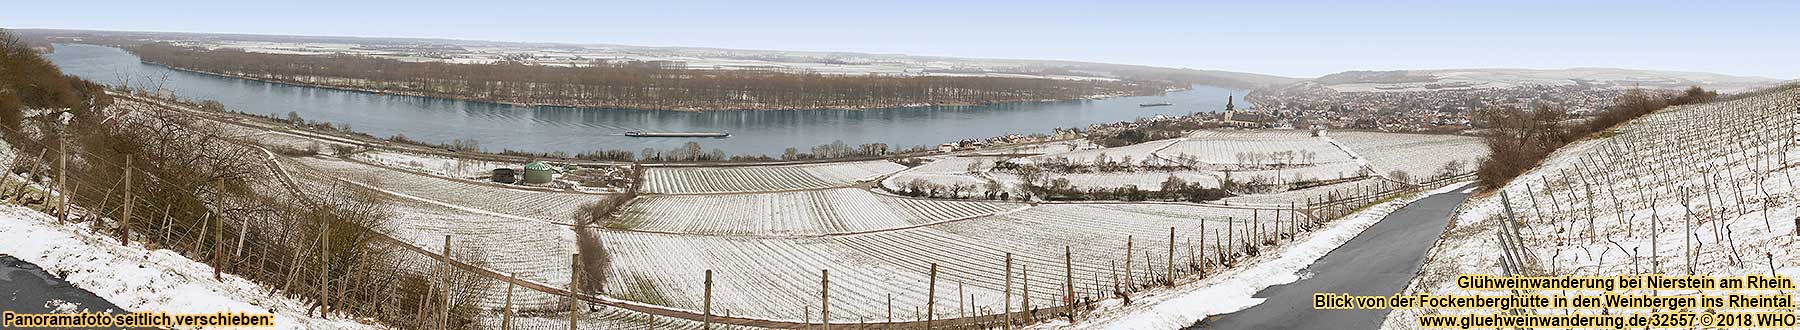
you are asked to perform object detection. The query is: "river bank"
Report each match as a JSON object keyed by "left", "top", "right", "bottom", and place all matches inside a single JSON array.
[{"left": 126, "top": 49, "right": 1166, "bottom": 112}]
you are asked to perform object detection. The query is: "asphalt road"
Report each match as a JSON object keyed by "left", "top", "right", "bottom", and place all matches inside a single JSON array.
[
  {"left": 0, "top": 254, "right": 128, "bottom": 314},
  {"left": 1191, "top": 184, "right": 1475, "bottom": 330}
]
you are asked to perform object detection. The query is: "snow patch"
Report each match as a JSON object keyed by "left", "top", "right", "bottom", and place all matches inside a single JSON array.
[{"left": 0, "top": 205, "right": 384, "bottom": 330}]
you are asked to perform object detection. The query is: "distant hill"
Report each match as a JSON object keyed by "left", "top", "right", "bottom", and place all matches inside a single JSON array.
[
  {"left": 9, "top": 28, "right": 1297, "bottom": 90},
  {"left": 1304, "top": 68, "right": 1781, "bottom": 93}
]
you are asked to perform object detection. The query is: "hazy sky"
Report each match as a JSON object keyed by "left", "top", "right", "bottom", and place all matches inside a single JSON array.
[{"left": 7, "top": 0, "right": 1796, "bottom": 79}]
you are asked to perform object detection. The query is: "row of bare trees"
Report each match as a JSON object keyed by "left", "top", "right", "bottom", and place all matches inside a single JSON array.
[
  {"left": 128, "top": 43, "right": 1176, "bottom": 111},
  {"left": 1475, "top": 87, "right": 1717, "bottom": 189}
]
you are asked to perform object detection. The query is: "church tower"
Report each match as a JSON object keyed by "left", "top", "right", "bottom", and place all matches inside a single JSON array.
[{"left": 1225, "top": 94, "right": 1236, "bottom": 112}]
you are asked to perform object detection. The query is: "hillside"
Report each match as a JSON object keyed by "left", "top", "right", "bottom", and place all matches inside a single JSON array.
[
  {"left": 0, "top": 204, "right": 381, "bottom": 330},
  {"left": 1308, "top": 68, "right": 1780, "bottom": 93},
  {"left": 1382, "top": 84, "right": 1799, "bottom": 328}
]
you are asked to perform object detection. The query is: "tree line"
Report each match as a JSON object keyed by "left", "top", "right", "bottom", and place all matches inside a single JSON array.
[{"left": 128, "top": 43, "right": 1178, "bottom": 111}]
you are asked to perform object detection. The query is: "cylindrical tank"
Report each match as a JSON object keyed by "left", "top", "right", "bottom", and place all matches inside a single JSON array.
[
  {"left": 491, "top": 168, "right": 517, "bottom": 183},
  {"left": 522, "top": 161, "right": 555, "bottom": 184}
]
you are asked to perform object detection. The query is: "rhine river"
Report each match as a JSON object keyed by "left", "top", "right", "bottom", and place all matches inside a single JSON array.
[{"left": 48, "top": 43, "right": 1247, "bottom": 157}]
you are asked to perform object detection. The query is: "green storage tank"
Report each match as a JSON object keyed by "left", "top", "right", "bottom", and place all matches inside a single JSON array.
[{"left": 522, "top": 161, "right": 556, "bottom": 184}]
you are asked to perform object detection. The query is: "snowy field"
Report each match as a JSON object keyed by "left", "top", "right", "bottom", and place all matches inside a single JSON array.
[
  {"left": 295, "top": 156, "right": 610, "bottom": 224},
  {"left": 1051, "top": 171, "right": 1223, "bottom": 191},
  {"left": 616, "top": 188, "right": 1022, "bottom": 236},
  {"left": 881, "top": 156, "right": 1004, "bottom": 194},
  {"left": 267, "top": 139, "right": 1324, "bottom": 325},
  {"left": 351, "top": 149, "right": 517, "bottom": 179},
  {"left": 642, "top": 160, "right": 904, "bottom": 194},
  {"left": 1330, "top": 131, "right": 1486, "bottom": 179},
  {"left": 1154, "top": 130, "right": 1355, "bottom": 166},
  {"left": 997, "top": 129, "right": 1390, "bottom": 193},
  {"left": 596, "top": 201, "right": 1294, "bottom": 323},
  {"left": 1382, "top": 86, "right": 1800, "bottom": 329},
  {"left": 1016, "top": 138, "right": 1182, "bottom": 166},
  {"left": 1222, "top": 160, "right": 1369, "bottom": 184},
  {"left": 1319, "top": 68, "right": 1779, "bottom": 93},
  {"left": 1222, "top": 177, "right": 1388, "bottom": 207}
]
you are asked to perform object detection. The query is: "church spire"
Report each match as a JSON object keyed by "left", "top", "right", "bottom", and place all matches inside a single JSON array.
[{"left": 1225, "top": 94, "right": 1236, "bottom": 112}]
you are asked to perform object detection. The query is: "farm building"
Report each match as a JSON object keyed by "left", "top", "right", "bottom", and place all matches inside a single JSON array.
[
  {"left": 522, "top": 161, "right": 555, "bottom": 184},
  {"left": 491, "top": 168, "right": 516, "bottom": 183}
]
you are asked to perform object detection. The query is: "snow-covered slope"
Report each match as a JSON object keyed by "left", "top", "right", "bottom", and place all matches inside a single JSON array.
[
  {"left": 1315, "top": 68, "right": 1781, "bottom": 93},
  {"left": 0, "top": 205, "right": 384, "bottom": 330},
  {"left": 1382, "top": 85, "right": 1800, "bottom": 328}
]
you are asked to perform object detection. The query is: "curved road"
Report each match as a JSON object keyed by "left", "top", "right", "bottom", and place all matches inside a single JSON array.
[
  {"left": 0, "top": 255, "right": 128, "bottom": 314},
  {"left": 1192, "top": 184, "right": 1475, "bottom": 330}
]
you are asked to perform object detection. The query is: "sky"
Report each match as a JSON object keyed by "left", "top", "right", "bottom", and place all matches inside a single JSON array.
[{"left": 6, "top": 0, "right": 1797, "bottom": 79}]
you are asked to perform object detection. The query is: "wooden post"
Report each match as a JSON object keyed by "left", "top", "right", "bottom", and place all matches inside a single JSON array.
[
  {"left": 1290, "top": 202, "right": 1298, "bottom": 237},
  {"left": 1166, "top": 227, "right": 1175, "bottom": 286},
  {"left": 1003, "top": 253, "right": 1012, "bottom": 330},
  {"left": 1064, "top": 246, "right": 1074, "bottom": 323},
  {"left": 1123, "top": 236, "right": 1133, "bottom": 291},
  {"left": 569, "top": 253, "right": 580, "bottom": 330},
  {"left": 1682, "top": 188, "right": 1695, "bottom": 275},
  {"left": 316, "top": 219, "right": 328, "bottom": 316},
  {"left": 704, "top": 269, "right": 713, "bottom": 330},
  {"left": 821, "top": 269, "right": 830, "bottom": 330},
  {"left": 1274, "top": 208, "right": 1282, "bottom": 242},
  {"left": 160, "top": 205, "right": 171, "bottom": 249},
  {"left": 445, "top": 236, "right": 453, "bottom": 330},
  {"left": 502, "top": 272, "right": 516, "bottom": 330},
  {"left": 969, "top": 294, "right": 977, "bottom": 328},
  {"left": 886, "top": 293, "right": 893, "bottom": 327},
  {"left": 1021, "top": 263, "right": 1030, "bottom": 322},
  {"left": 214, "top": 202, "right": 225, "bottom": 282},
  {"left": 1252, "top": 210, "right": 1260, "bottom": 246},
  {"left": 1225, "top": 217, "right": 1234, "bottom": 262},
  {"left": 926, "top": 263, "right": 938, "bottom": 330},
  {"left": 57, "top": 141, "right": 66, "bottom": 224},
  {"left": 958, "top": 281, "right": 965, "bottom": 320},
  {"left": 122, "top": 158, "right": 132, "bottom": 247},
  {"left": 1199, "top": 223, "right": 1207, "bottom": 276}
]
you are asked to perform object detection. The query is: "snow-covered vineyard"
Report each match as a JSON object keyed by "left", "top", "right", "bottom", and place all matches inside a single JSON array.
[
  {"left": 2, "top": 90, "right": 1491, "bottom": 330},
  {"left": 295, "top": 157, "right": 612, "bottom": 224},
  {"left": 642, "top": 161, "right": 903, "bottom": 194},
  {"left": 1383, "top": 86, "right": 1800, "bottom": 328},
  {"left": 593, "top": 202, "right": 1302, "bottom": 323},
  {"left": 279, "top": 125, "right": 1480, "bottom": 329},
  {"left": 893, "top": 129, "right": 1479, "bottom": 199},
  {"left": 616, "top": 188, "right": 1022, "bottom": 236},
  {"left": 1330, "top": 131, "right": 1486, "bottom": 179}
]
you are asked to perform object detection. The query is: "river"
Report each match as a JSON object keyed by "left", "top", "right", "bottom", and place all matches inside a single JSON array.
[{"left": 47, "top": 43, "right": 1247, "bottom": 157}]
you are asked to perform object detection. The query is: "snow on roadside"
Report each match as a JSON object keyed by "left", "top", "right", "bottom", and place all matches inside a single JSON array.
[
  {"left": 0, "top": 205, "right": 384, "bottom": 330},
  {"left": 1036, "top": 183, "right": 1471, "bottom": 329}
]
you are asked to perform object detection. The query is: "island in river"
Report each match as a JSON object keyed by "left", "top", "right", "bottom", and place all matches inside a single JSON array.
[{"left": 127, "top": 43, "right": 1184, "bottom": 111}]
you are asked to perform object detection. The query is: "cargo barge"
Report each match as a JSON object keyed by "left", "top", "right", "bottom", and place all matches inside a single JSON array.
[{"left": 624, "top": 131, "right": 732, "bottom": 138}]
